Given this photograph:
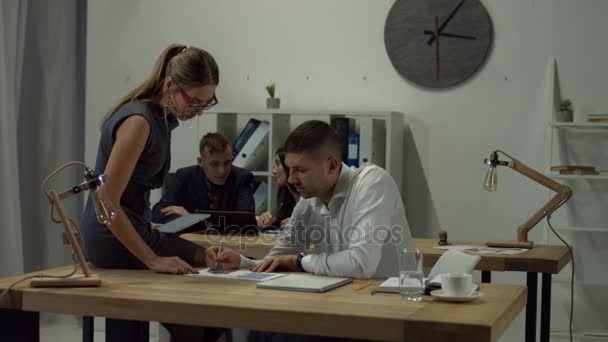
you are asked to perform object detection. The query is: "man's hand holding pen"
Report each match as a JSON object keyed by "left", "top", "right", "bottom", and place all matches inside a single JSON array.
[{"left": 205, "top": 244, "right": 240, "bottom": 271}]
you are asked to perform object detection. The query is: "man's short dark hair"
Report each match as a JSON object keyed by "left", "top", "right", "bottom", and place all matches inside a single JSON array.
[
  {"left": 283, "top": 120, "right": 342, "bottom": 161},
  {"left": 199, "top": 132, "right": 232, "bottom": 155}
]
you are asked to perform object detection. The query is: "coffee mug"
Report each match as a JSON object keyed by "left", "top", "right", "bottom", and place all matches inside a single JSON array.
[{"left": 442, "top": 272, "right": 473, "bottom": 296}]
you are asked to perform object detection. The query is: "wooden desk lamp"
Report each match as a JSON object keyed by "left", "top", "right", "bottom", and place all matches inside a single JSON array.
[
  {"left": 30, "top": 162, "right": 117, "bottom": 287},
  {"left": 483, "top": 151, "right": 572, "bottom": 249}
]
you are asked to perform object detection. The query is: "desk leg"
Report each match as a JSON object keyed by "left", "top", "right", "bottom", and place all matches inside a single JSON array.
[
  {"left": 105, "top": 318, "right": 149, "bottom": 342},
  {"left": 541, "top": 273, "right": 552, "bottom": 342},
  {"left": 83, "top": 316, "right": 94, "bottom": 342},
  {"left": 482, "top": 271, "right": 492, "bottom": 283},
  {"left": 0, "top": 309, "right": 39, "bottom": 342},
  {"left": 526, "top": 272, "right": 538, "bottom": 342}
]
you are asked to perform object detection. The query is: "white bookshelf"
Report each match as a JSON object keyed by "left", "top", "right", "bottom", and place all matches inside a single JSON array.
[
  {"left": 544, "top": 59, "right": 608, "bottom": 295},
  {"left": 174, "top": 110, "right": 404, "bottom": 214}
]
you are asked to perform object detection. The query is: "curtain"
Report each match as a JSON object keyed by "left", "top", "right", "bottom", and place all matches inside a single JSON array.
[
  {"left": 0, "top": 0, "right": 86, "bottom": 276},
  {"left": 0, "top": 0, "right": 28, "bottom": 277}
]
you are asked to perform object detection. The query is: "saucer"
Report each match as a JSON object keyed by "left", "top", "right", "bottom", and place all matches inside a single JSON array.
[{"left": 430, "top": 289, "right": 482, "bottom": 303}]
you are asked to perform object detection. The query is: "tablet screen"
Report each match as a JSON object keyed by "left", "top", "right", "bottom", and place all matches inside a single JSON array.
[{"left": 157, "top": 213, "right": 210, "bottom": 234}]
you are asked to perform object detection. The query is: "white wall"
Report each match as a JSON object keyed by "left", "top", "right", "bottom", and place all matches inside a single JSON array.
[{"left": 86, "top": 0, "right": 608, "bottom": 340}]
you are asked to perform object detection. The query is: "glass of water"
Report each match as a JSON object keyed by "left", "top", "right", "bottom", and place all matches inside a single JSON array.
[{"left": 399, "top": 248, "right": 423, "bottom": 301}]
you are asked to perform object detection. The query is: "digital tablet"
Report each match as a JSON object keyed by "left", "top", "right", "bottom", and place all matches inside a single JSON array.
[{"left": 157, "top": 213, "right": 210, "bottom": 235}]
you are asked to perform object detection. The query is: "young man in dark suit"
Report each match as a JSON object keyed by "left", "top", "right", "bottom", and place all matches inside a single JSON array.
[{"left": 152, "top": 132, "right": 255, "bottom": 223}]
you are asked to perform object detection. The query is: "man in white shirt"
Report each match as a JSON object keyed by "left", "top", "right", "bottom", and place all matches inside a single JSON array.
[{"left": 208, "top": 120, "right": 412, "bottom": 278}]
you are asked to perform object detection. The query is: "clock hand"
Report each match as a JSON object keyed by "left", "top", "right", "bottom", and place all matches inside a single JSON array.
[
  {"left": 427, "top": 0, "right": 466, "bottom": 45},
  {"left": 435, "top": 16, "right": 440, "bottom": 81},
  {"left": 423, "top": 30, "right": 476, "bottom": 40}
]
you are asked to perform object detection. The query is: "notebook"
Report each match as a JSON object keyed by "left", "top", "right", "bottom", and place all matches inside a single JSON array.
[
  {"left": 373, "top": 249, "right": 481, "bottom": 295},
  {"left": 157, "top": 213, "right": 210, "bottom": 235},
  {"left": 256, "top": 274, "right": 352, "bottom": 293},
  {"left": 372, "top": 274, "right": 479, "bottom": 295}
]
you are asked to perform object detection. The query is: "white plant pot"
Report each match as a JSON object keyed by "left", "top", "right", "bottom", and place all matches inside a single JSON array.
[
  {"left": 556, "top": 110, "right": 573, "bottom": 122},
  {"left": 266, "top": 97, "right": 280, "bottom": 109}
]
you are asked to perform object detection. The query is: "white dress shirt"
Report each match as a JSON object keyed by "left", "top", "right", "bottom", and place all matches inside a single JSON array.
[{"left": 240, "top": 163, "right": 413, "bottom": 279}]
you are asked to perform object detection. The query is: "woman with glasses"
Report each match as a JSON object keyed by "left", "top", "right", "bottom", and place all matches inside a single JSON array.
[
  {"left": 257, "top": 147, "right": 299, "bottom": 229},
  {"left": 80, "top": 43, "right": 225, "bottom": 341},
  {"left": 81, "top": 43, "right": 219, "bottom": 274}
]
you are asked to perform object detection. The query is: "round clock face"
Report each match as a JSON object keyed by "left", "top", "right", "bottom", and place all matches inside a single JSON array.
[{"left": 384, "top": 0, "right": 493, "bottom": 89}]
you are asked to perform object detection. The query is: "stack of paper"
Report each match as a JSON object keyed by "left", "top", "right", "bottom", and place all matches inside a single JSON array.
[
  {"left": 189, "top": 268, "right": 285, "bottom": 282},
  {"left": 433, "top": 245, "right": 529, "bottom": 255},
  {"left": 587, "top": 113, "right": 608, "bottom": 123},
  {"left": 551, "top": 165, "right": 599, "bottom": 175}
]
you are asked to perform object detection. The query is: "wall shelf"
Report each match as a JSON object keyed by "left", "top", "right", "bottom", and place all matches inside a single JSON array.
[
  {"left": 548, "top": 172, "right": 608, "bottom": 180},
  {"left": 555, "top": 226, "right": 608, "bottom": 233},
  {"left": 551, "top": 122, "right": 608, "bottom": 129}
]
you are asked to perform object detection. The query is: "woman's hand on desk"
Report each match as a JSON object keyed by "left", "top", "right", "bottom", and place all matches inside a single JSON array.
[
  {"left": 146, "top": 256, "right": 196, "bottom": 274},
  {"left": 205, "top": 246, "right": 240, "bottom": 270},
  {"left": 251, "top": 255, "right": 298, "bottom": 273}
]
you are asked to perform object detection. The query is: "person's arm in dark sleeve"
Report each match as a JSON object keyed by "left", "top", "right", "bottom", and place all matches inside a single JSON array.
[
  {"left": 152, "top": 171, "right": 187, "bottom": 223},
  {"left": 234, "top": 171, "right": 255, "bottom": 213}
]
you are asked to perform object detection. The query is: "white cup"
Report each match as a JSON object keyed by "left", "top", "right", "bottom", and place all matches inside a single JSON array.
[{"left": 442, "top": 273, "right": 473, "bottom": 297}]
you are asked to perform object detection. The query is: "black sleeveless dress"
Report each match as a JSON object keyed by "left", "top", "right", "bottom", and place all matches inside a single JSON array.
[{"left": 80, "top": 100, "right": 199, "bottom": 268}]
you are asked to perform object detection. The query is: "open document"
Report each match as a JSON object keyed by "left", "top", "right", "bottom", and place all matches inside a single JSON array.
[{"left": 188, "top": 268, "right": 285, "bottom": 282}]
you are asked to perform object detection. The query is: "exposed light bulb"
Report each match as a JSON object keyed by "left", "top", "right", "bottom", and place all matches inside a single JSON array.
[
  {"left": 92, "top": 184, "right": 117, "bottom": 225},
  {"left": 483, "top": 165, "right": 498, "bottom": 192}
]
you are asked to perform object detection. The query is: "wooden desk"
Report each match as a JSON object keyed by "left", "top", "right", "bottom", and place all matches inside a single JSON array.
[
  {"left": 0, "top": 266, "right": 526, "bottom": 342},
  {"left": 417, "top": 239, "right": 571, "bottom": 274},
  {"left": 183, "top": 233, "right": 571, "bottom": 342}
]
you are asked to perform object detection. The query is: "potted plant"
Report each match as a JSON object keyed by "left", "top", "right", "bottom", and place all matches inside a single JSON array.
[
  {"left": 557, "top": 99, "right": 573, "bottom": 122},
  {"left": 266, "top": 82, "right": 280, "bottom": 109}
]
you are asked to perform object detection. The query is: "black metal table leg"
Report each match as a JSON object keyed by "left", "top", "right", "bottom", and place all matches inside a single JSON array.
[
  {"left": 105, "top": 318, "right": 149, "bottom": 342},
  {"left": 83, "top": 316, "right": 94, "bottom": 342},
  {"left": 526, "top": 272, "right": 538, "bottom": 342},
  {"left": 541, "top": 273, "right": 552, "bottom": 342},
  {"left": 0, "top": 309, "right": 39, "bottom": 342},
  {"left": 482, "top": 270, "right": 492, "bottom": 283}
]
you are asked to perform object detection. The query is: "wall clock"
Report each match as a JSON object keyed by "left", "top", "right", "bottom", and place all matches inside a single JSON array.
[{"left": 384, "top": 0, "right": 493, "bottom": 89}]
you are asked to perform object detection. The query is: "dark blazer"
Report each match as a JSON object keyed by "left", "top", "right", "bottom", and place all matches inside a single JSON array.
[{"left": 152, "top": 165, "right": 255, "bottom": 223}]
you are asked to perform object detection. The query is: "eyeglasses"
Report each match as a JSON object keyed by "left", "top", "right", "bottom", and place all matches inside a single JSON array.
[{"left": 176, "top": 83, "right": 218, "bottom": 113}]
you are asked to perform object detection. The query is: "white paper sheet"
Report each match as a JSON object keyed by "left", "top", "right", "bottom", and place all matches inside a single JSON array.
[
  {"left": 188, "top": 268, "right": 285, "bottom": 282},
  {"left": 433, "top": 245, "right": 528, "bottom": 255}
]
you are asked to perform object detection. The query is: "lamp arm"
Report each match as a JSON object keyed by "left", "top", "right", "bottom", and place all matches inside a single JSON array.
[
  {"left": 509, "top": 160, "right": 571, "bottom": 193},
  {"left": 517, "top": 191, "right": 571, "bottom": 243},
  {"left": 56, "top": 174, "right": 106, "bottom": 201},
  {"left": 509, "top": 159, "right": 572, "bottom": 243}
]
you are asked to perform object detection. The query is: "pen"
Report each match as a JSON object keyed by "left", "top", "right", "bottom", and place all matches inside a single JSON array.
[
  {"left": 213, "top": 242, "right": 223, "bottom": 271},
  {"left": 354, "top": 282, "right": 374, "bottom": 291}
]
